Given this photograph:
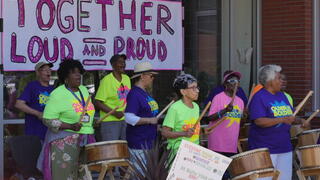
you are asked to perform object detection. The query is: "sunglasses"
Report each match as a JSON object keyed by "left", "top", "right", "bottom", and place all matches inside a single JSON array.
[{"left": 226, "top": 79, "right": 239, "bottom": 84}]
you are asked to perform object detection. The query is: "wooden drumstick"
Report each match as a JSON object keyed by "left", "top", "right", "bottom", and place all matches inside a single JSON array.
[
  {"left": 230, "top": 83, "right": 238, "bottom": 105},
  {"left": 205, "top": 84, "right": 238, "bottom": 134},
  {"left": 79, "top": 95, "right": 92, "bottom": 122},
  {"left": 246, "top": 83, "right": 256, "bottom": 108},
  {"left": 293, "top": 90, "right": 313, "bottom": 116},
  {"left": 156, "top": 100, "right": 175, "bottom": 118},
  {"left": 193, "top": 101, "right": 211, "bottom": 129},
  {"left": 305, "top": 109, "right": 320, "bottom": 124},
  {"left": 205, "top": 116, "right": 227, "bottom": 134},
  {"left": 95, "top": 101, "right": 126, "bottom": 124}
]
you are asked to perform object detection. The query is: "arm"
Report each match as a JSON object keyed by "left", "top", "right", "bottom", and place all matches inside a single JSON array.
[
  {"left": 254, "top": 116, "right": 295, "bottom": 128},
  {"left": 125, "top": 112, "right": 158, "bottom": 126},
  {"left": 15, "top": 99, "right": 43, "bottom": 120},
  {"left": 207, "top": 103, "right": 233, "bottom": 121},
  {"left": 42, "top": 118, "right": 82, "bottom": 133},
  {"left": 161, "top": 126, "right": 193, "bottom": 139},
  {"left": 94, "top": 99, "right": 123, "bottom": 119}
]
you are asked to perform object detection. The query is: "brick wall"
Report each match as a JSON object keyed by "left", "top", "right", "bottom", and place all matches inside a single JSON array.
[{"left": 261, "top": 0, "right": 318, "bottom": 127}]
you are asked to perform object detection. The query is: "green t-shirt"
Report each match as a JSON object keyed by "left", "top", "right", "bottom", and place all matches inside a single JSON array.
[
  {"left": 162, "top": 100, "right": 200, "bottom": 155},
  {"left": 43, "top": 85, "right": 95, "bottom": 134},
  {"left": 284, "top": 92, "right": 293, "bottom": 107},
  {"left": 95, "top": 73, "right": 131, "bottom": 122}
]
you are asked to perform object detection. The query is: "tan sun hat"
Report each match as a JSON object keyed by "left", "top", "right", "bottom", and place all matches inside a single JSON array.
[
  {"left": 35, "top": 62, "right": 53, "bottom": 71},
  {"left": 131, "top": 61, "right": 158, "bottom": 79}
]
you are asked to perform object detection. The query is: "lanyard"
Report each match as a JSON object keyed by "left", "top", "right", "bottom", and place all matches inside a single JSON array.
[{"left": 66, "top": 86, "right": 85, "bottom": 108}]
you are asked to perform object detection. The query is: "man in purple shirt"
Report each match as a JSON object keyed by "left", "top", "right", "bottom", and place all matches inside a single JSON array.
[{"left": 15, "top": 62, "right": 54, "bottom": 141}]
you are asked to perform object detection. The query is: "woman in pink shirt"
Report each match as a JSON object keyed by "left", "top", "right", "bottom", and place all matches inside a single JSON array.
[{"left": 207, "top": 71, "right": 245, "bottom": 180}]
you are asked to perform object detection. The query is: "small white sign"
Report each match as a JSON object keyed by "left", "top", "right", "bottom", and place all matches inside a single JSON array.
[{"left": 167, "top": 140, "right": 232, "bottom": 180}]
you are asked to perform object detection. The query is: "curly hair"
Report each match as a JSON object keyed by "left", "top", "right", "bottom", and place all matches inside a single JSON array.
[
  {"left": 173, "top": 74, "right": 197, "bottom": 98},
  {"left": 57, "top": 58, "right": 85, "bottom": 84}
]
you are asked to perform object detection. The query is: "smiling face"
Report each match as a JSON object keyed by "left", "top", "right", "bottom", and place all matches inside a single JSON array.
[
  {"left": 36, "top": 64, "right": 52, "bottom": 83},
  {"left": 66, "top": 67, "right": 82, "bottom": 88}
]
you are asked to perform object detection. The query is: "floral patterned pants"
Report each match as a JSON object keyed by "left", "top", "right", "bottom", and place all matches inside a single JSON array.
[{"left": 50, "top": 134, "right": 86, "bottom": 180}]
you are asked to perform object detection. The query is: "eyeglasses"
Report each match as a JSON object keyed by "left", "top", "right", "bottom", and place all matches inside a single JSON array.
[
  {"left": 186, "top": 86, "right": 200, "bottom": 91},
  {"left": 226, "top": 79, "right": 239, "bottom": 84}
]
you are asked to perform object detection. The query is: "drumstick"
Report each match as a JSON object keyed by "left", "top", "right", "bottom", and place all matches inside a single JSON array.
[
  {"left": 205, "top": 84, "right": 238, "bottom": 134},
  {"left": 305, "top": 109, "right": 320, "bottom": 124},
  {"left": 193, "top": 101, "right": 211, "bottom": 129},
  {"left": 205, "top": 116, "right": 227, "bottom": 134},
  {"left": 230, "top": 83, "right": 238, "bottom": 105},
  {"left": 79, "top": 95, "right": 92, "bottom": 122},
  {"left": 293, "top": 90, "right": 313, "bottom": 116},
  {"left": 96, "top": 101, "right": 126, "bottom": 124},
  {"left": 246, "top": 83, "right": 256, "bottom": 108},
  {"left": 156, "top": 100, "right": 175, "bottom": 118}
]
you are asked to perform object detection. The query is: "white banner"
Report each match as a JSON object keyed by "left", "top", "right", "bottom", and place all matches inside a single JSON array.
[
  {"left": 3, "top": 0, "right": 183, "bottom": 71},
  {"left": 167, "top": 140, "right": 232, "bottom": 180}
]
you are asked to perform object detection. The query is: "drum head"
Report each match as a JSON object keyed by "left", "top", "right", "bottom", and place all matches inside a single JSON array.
[
  {"left": 85, "top": 140, "right": 128, "bottom": 148},
  {"left": 231, "top": 148, "right": 269, "bottom": 159}
]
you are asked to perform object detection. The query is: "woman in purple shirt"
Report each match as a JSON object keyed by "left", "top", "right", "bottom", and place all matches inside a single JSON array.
[{"left": 248, "top": 64, "right": 308, "bottom": 180}]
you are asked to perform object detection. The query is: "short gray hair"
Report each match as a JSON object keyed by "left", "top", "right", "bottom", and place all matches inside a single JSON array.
[{"left": 258, "top": 64, "right": 282, "bottom": 86}]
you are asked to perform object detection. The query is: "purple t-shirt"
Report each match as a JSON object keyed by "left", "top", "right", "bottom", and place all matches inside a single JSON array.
[
  {"left": 18, "top": 81, "right": 54, "bottom": 140},
  {"left": 248, "top": 88, "right": 293, "bottom": 154},
  {"left": 125, "top": 86, "right": 159, "bottom": 149}
]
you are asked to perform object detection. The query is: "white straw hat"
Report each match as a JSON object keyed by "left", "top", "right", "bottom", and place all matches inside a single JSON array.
[{"left": 131, "top": 62, "right": 158, "bottom": 79}]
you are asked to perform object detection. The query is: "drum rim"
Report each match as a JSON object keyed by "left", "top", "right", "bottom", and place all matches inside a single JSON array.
[
  {"left": 231, "top": 168, "right": 275, "bottom": 180},
  {"left": 297, "top": 129, "right": 320, "bottom": 136},
  {"left": 87, "top": 159, "right": 129, "bottom": 166},
  {"left": 230, "top": 148, "right": 269, "bottom": 159},
  {"left": 298, "top": 144, "right": 320, "bottom": 150},
  {"left": 85, "top": 140, "right": 128, "bottom": 147},
  {"left": 300, "top": 166, "right": 320, "bottom": 171}
]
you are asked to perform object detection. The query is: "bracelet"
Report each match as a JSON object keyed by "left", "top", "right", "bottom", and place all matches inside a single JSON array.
[{"left": 218, "top": 111, "right": 221, "bottom": 119}]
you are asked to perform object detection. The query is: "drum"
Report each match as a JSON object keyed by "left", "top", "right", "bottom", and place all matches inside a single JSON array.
[
  {"left": 298, "top": 144, "right": 320, "bottom": 169},
  {"left": 200, "top": 125, "right": 208, "bottom": 147},
  {"left": 291, "top": 124, "right": 305, "bottom": 138},
  {"left": 232, "top": 168, "right": 275, "bottom": 180},
  {"left": 87, "top": 159, "right": 129, "bottom": 172},
  {"left": 296, "top": 129, "right": 320, "bottom": 147},
  {"left": 229, "top": 148, "right": 274, "bottom": 178},
  {"left": 85, "top": 140, "right": 129, "bottom": 164},
  {"left": 239, "top": 123, "right": 250, "bottom": 139}
]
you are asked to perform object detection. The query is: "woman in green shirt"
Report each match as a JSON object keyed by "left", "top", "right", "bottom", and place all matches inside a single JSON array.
[
  {"left": 162, "top": 74, "right": 200, "bottom": 157},
  {"left": 37, "top": 59, "right": 95, "bottom": 180}
]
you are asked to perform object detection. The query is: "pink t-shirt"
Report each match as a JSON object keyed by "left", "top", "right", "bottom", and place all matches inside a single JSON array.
[{"left": 208, "top": 91, "right": 244, "bottom": 153}]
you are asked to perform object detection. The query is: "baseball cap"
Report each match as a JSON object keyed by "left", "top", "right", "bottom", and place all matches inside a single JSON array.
[{"left": 35, "top": 62, "right": 53, "bottom": 71}]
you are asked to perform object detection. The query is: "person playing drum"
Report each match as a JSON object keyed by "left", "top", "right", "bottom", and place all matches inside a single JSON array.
[
  {"left": 161, "top": 74, "right": 200, "bottom": 158},
  {"left": 124, "top": 62, "right": 159, "bottom": 174},
  {"left": 207, "top": 71, "right": 245, "bottom": 180},
  {"left": 37, "top": 59, "right": 95, "bottom": 180},
  {"left": 248, "top": 64, "right": 308, "bottom": 180}
]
